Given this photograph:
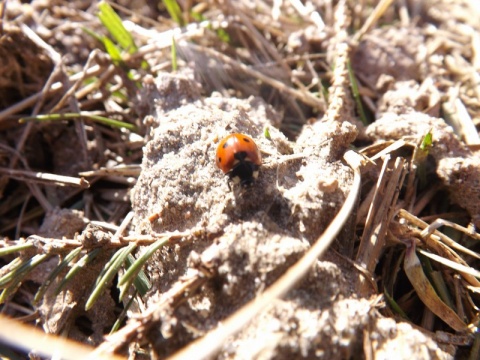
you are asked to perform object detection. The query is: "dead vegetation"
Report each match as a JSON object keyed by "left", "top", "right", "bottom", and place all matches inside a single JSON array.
[{"left": 0, "top": 0, "right": 480, "bottom": 359}]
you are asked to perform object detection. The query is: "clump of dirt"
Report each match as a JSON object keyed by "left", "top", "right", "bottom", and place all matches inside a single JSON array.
[{"left": 128, "top": 73, "right": 452, "bottom": 358}]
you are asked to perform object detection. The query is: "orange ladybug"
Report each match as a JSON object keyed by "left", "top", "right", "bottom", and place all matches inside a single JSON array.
[{"left": 216, "top": 133, "right": 262, "bottom": 187}]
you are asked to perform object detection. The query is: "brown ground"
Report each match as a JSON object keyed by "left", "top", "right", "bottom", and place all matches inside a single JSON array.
[{"left": 0, "top": 1, "right": 479, "bottom": 359}]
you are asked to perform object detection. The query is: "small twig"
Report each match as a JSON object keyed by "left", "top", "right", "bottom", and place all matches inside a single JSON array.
[
  {"left": 79, "top": 164, "right": 141, "bottom": 177},
  {"left": 119, "top": 231, "right": 191, "bottom": 245},
  {"left": 1, "top": 231, "right": 192, "bottom": 254},
  {"left": 27, "top": 235, "right": 82, "bottom": 250},
  {"left": 324, "top": 3, "right": 355, "bottom": 123},
  {"left": 110, "top": 211, "right": 135, "bottom": 245}
]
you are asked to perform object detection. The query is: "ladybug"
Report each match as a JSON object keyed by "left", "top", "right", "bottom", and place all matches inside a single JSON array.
[{"left": 216, "top": 133, "right": 262, "bottom": 187}]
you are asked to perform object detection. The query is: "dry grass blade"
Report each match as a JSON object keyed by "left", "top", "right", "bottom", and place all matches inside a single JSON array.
[
  {"left": 0, "top": 242, "right": 33, "bottom": 256},
  {"left": 366, "top": 139, "right": 408, "bottom": 162},
  {"left": 398, "top": 210, "right": 480, "bottom": 289},
  {"left": 418, "top": 249, "right": 480, "bottom": 279},
  {"left": 444, "top": 94, "right": 480, "bottom": 145},
  {"left": 0, "top": 168, "right": 90, "bottom": 188},
  {"left": 167, "top": 150, "right": 363, "bottom": 360},
  {"left": 353, "top": 0, "right": 396, "bottom": 42},
  {"left": 421, "top": 218, "right": 480, "bottom": 246},
  {"left": 403, "top": 240, "right": 467, "bottom": 332},
  {"left": 0, "top": 314, "right": 125, "bottom": 360},
  {"left": 399, "top": 209, "right": 480, "bottom": 262},
  {"left": 186, "top": 43, "right": 325, "bottom": 111}
]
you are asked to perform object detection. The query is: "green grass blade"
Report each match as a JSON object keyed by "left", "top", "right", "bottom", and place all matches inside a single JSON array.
[
  {"left": 98, "top": 1, "right": 137, "bottom": 53},
  {"left": 0, "top": 282, "right": 22, "bottom": 304},
  {"left": 0, "top": 258, "right": 22, "bottom": 278},
  {"left": 82, "top": 26, "right": 103, "bottom": 43},
  {"left": 33, "top": 247, "right": 83, "bottom": 305},
  {"left": 347, "top": 60, "right": 368, "bottom": 125},
  {"left": 85, "top": 243, "right": 137, "bottom": 310},
  {"left": 0, "top": 254, "right": 49, "bottom": 289},
  {"left": 0, "top": 243, "right": 33, "bottom": 257},
  {"left": 20, "top": 113, "right": 137, "bottom": 132},
  {"left": 102, "top": 36, "right": 123, "bottom": 64},
  {"left": 384, "top": 287, "right": 409, "bottom": 320},
  {"left": 171, "top": 37, "right": 178, "bottom": 71},
  {"left": 92, "top": 247, "right": 128, "bottom": 289},
  {"left": 117, "top": 237, "right": 170, "bottom": 287},
  {"left": 54, "top": 248, "right": 102, "bottom": 296},
  {"left": 118, "top": 253, "right": 151, "bottom": 300},
  {"left": 420, "top": 130, "right": 433, "bottom": 152},
  {"left": 162, "top": 0, "right": 184, "bottom": 26},
  {"left": 0, "top": 254, "right": 49, "bottom": 303},
  {"left": 110, "top": 290, "right": 137, "bottom": 334}
]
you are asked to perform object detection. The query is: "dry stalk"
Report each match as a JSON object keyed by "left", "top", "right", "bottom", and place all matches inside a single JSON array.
[{"left": 356, "top": 156, "right": 406, "bottom": 282}]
